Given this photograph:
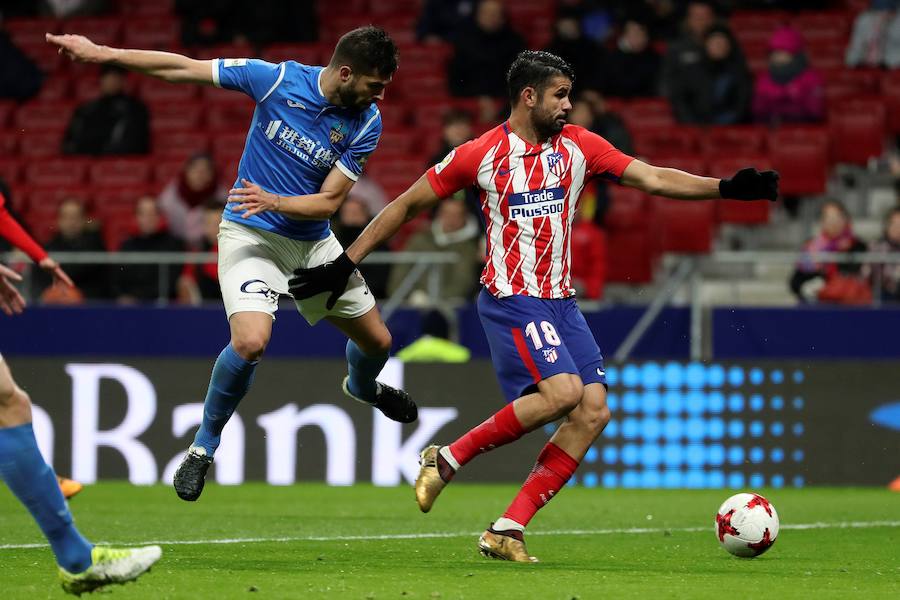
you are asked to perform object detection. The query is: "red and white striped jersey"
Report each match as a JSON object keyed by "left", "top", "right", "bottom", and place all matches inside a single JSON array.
[{"left": 426, "top": 122, "right": 634, "bottom": 299}]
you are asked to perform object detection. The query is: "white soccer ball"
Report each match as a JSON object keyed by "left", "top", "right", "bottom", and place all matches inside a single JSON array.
[{"left": 715, "top": 492, "right": 779, "bottom": 558}]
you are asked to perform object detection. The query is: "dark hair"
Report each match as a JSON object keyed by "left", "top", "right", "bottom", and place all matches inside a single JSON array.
[
  {"left": 442, "top": 108, "right": 473, "bottom": 127},
  {"left": 506, "top": 51, "right": 575, "bottom": 105},
  {"left": 329, "top": 26, "right": 399, "bottom": 77},
  {"left": 821, "top": 199, "right": 850, "bottom": 220}
]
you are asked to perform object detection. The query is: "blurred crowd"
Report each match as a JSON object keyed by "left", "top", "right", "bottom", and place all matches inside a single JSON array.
[{"left": 1, "top": 0, "right": 900, "bottom": 307}]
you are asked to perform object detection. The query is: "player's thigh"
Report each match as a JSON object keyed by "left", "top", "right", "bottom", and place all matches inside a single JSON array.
[
  {"left": 476, "top": 290, "right": 580, "bottom": 403},
  {"left": 294, "top": 233, "right": 375, "bottom": 326},
  {"left": 228, "top": 311, "right": 274, "bottom": 357},
  {"left": 326, "top": 306, "right": 391, "bottom": 355},
  {"left": 218, "top": 220, "right": 289, "bottom": 321},
  {"left": 0, "top": 356, "right": 31, "bottom": 426},
  {"left": 557, "top": 301, "right": 608, "bottom": 390}
]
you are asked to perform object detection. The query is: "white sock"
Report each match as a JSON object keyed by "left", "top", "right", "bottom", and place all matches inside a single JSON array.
[
  {"left": 438, "top": 446, "right": 460, "bottom": 471},
  {"left": 492, "top": 517, "right": 525, "bottom": 532}
]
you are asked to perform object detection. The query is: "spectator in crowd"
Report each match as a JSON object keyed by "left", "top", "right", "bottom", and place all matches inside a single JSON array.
[
  {"left": 790, "top": 200, "right": 869, "bottom": 304},
  {"left": 347, "top": 175, "right": 389, "bottom": 220},
  {"left": 670, "top": 25, "right": 752, "bottom": 125},
  {"left": 753, "top": 26, "right": 825, "bottom": 125},
  {"left": 601, "top": 19, "right": 661, "bottom": 98},
  {"left": 417, "top": 0, "right": 476, "bottom": 43},
  {"left": 158, "top": 153, "right": 227, "bottom": 246},
  {"left": 388, "top": 197, "right": 482, "bottom": 307},
  {"left": 846, "top": 0, "right": 900, "bottom": 68},
  {"left": 577, "top": 91, "right": 634, "bottom": 155},
  {"left": 570, "top": 205, "right": 608, "bottom": 300},
  {"left": 544, "top": 11, "right": 603, "bottom": 92},
  {"left": 113, "top": 196, "right": 185, "bottom": 303},
  {"left": 39, "top": 198, "right": 109, "bottom": 300},
  {"left": 332, "top": 196, "right": 389, "bottom": 298},
  {"left": 428, "top": 109, "right": 475, "bottom": 168},
  {"left": 661, "top": 0, "right": 719, "bottom": 96},
  {"left": 42, "top": 0, "right": 108, "bottom": 18},
  {"left": 448, "top": 0, "right": 525, "bottom": 98},
  {"left": 0, "top": 28, "right": 43, "bottom": 101},
  {"left": 175, "top": 0, "right": 316, "bottom": 47},
  {"left": 62, "top": 64, "right": 149, "bottom": 155},
  {"left": 868, "top": 207, "right": 900, "bottom": 303},
  {"left": 178, "top": 200, "right": 222, "bottom": 304}
]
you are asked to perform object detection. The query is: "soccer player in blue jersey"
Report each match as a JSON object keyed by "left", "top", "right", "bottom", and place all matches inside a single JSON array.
[{"left": 47, "top": 27, "right": 417, "bottom": 502}]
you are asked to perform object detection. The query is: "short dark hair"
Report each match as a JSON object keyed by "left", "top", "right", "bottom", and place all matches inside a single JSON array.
[
  {"left": 329, "top": 26, "right": 399, "bottom": 77},
  {"left": 506, "top": 51, "right": 575, "bottom": 105}
]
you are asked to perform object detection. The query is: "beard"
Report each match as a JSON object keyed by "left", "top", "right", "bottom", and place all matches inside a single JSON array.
[
  {"left": 337, "top": 83, "right": 369, "bottom": 110},
  {"left": 532, "top": 106, "right": 566, "bottom": 140}
]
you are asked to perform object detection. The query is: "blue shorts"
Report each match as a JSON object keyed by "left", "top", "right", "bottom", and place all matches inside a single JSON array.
[{"left": 477, "top": 288, "right": 608, "bottom": 402}]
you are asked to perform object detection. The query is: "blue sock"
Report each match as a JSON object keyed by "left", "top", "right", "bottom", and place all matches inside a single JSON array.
[
  {"left": 345, "top": 340, "right": 388, "bottom": 403},
  {"left": 0, "top": 423, "right": 93, "bottom": 573},
  {"left": 193, "top": 344, "right": 258, "bottom": 455}
]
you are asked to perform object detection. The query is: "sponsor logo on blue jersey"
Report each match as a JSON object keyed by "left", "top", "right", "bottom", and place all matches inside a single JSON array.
[{"left": 508, "top": 187, "right": 565, "bottom": 220}]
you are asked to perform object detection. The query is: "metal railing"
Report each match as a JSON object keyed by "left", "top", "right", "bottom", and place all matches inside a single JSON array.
[
  {"left": 1, "top": 250, "right": 458, "bottom": 320},
  {"left": 614, "top": 250, "right": 900, "bottom": 362}
]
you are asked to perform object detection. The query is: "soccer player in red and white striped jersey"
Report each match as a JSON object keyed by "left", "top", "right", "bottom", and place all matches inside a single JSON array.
[{"left": 286, "top": 51, "right": 779, "bottom": 562}]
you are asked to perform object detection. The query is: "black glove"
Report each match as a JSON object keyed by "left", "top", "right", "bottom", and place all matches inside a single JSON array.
[
  {"left": 289, "top": 252, "right": 356, "bottom": 310},
  {"left": 719, "top": 168, "right": 780, "bottom": 201}
]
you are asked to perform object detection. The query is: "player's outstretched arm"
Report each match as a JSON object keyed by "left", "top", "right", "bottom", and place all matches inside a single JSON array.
[
  {"left": 288, "top": 175, "right": 441, "bottom": 308},
  {"left": 620, "top": 159, "right": 779, "bottom": 201},
  {"left": 46, "top": 33, "right": 214, "bottom": 85}
]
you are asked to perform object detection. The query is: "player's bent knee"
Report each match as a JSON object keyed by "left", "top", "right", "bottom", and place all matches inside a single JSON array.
[
  {"left": 358, "top": 330, "right": 392, "bottom": 356},
  {"left": 543, "top": 378, "right": 584, "bottom": 416},
  {"left": 231, "top": 333, "right": 270, "bottom": 361},
  {"left": 0, "top": 386, "right": 31, "bottom": 424}
]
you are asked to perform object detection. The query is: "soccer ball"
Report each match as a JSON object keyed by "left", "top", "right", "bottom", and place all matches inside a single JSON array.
[{"left": 715, "top": 492, "right": 779, "bottom": 558}]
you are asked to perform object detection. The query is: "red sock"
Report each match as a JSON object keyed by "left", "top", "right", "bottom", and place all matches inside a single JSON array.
[
  {"left": 447, "top": 403, "right": 525, "bottom": 467},
  {"left": 502, "top": 443, "right": 579, "bottom": 528}
]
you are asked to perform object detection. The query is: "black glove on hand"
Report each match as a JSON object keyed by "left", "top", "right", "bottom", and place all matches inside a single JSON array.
[
  {"left": 719, "top": 168, "right": 780, "bottom": 202},
  {"left": 289, "top": 252, "right": 356, "bottom": 310}
]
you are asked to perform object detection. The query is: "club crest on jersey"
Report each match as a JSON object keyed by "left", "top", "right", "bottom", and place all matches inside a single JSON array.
[
  {"left": 543, "top": 348, "right": 559, "bottom": 363},
  {"left": 329, "top": 120, "right": 348, "bottom": 144},
  {"left": 508, "top": 187, "right": 565, "bottom": 221},
  {"left": 546, "top": 151, "right": 566, "bottom": 177}
]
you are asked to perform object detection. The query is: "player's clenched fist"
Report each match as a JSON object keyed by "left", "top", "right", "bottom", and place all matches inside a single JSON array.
[
  {"left": 719, "top": 168, "right": 780, "bottom": 202},
  {"left": 289, "top": 252, "right": 356, "bottom": 310},
  {"left": 45, "top": 33, "right": 108, "bottom": 63}
]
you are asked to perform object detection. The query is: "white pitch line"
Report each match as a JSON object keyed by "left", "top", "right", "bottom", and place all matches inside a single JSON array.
[{"left": 1, "top": 520, "right": 898, "bottom": 551}]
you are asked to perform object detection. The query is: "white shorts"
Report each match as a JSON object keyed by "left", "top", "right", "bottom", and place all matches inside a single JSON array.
[{"left": 217, "top": 220, "right": 375, "bottom": 325}]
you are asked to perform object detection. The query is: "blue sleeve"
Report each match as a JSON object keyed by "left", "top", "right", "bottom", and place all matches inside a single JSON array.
[
  {"left": 213, "top": 58, "right": 285, "bottom": 103},
  {"left": 336, "top": 109, "right": 381, "bottom": 181}
]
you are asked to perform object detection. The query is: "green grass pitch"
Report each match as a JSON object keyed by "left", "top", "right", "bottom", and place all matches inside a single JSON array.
[{"left": 1, "top": 483, "right": 898, "bottom": 599}]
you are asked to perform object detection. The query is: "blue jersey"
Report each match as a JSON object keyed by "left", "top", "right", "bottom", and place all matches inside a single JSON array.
[{"left": 213, "top": 58, "right": 382, "bottom": 240}]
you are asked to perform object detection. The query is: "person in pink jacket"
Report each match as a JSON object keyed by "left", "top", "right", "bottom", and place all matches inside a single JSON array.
[{"left": 752, "top": 26, "right": 825, "bottom": 125}]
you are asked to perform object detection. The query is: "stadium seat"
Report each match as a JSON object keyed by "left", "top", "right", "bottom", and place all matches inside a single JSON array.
[
  {"left": 212, "top": 132, "right": 250, "bottom": 164},
  {"left": 828, "top": 97, "right": 886, "bottom": 165},
  {"left": 13, "top": 100, "right": 75, "bottom": 132},
  {"left": 202, "top": 85, "right": 245, "bottom": 104},
  {"left": 0, "top": 101, "right": 14, "bottom": 128},
  {"left": 115, "top": 0, "right": 174, "bottom": 16},
  {"left": 374, "top": 130, "right": 417, "bottom": 156},
  {"left": 378, "top": 103, "right": 410, "bottom": 130},
  {"left": 19, "top": 43, "right": 64, "bottom": 73},
  {"left": 882, "top": 71, "right": 900, "bottom": 133},
  {"left": 149, "top": 102, "right": 204, "bottom": 132},
  {"left": 260, "top": 43, "right": 325, "bottom": 66},
  {"left": 632, "top": 126, "right": 701, "bottom": 160},
  {"left": 367, "top": 0, "right": 421, "bottom": 14},
  {"left": 153, "top": 131, "right": 211, "bottom": 159},
  {"left": 25, "top": 159, "right": 88, "bottom": 187},
  {"left": 806, "top": 39, "right": 845, "bottom": 70},
  {"left": 206, "top": 101, "right": 255, "bottom": 130},
  {"left": 605, "top": 187, "right": 649, "bottom": 230},
  {"left": 729, "top": 11, "right": 790, "bottom": 34},
  {"left": 139, "top": 77, "right": 199, "bottom": 104},
  {"left": 707, "top": 155, "right": 773, "bottom": 224},
  {"left": 62, "top": 17, "right": 124, "bottom": 47},
  {"left": 121, "top": 17, "right": 180, "bottom": 49},
  {"left": 768, "top": 126, "right": 828, "bottom": 195},
  {"left": 0, "top": 134, "right": 18, "bottom": 158},
  {"left": 153, "top": 159, "right": 187, "bottom": 186},
  {"left": 822, "top": 68, "right": 881, "bottom": 103},
  {"left": 394, "top": 73, "right": 448, "bottom": 101},
  {"left": 89, "top": 159, "right": 152, "bottom": 187},
  {"left": 651, "top": 196, "right": 715, "bottom": 253},
  {"left": 4, "top": 17, "right": 60, "bottom": 47},
  {"left": 652, "top": 154, "right": 706, "bottom": 176},
  {"left": 94, "top": 186, "right": 154, "bottom": 210},
  {"left": 35, "top": 76, "right": 72, "bottom": 102},
  {"left": 606, "top": 230, "right": 656, "bottom": 283},
  {"left": 791, "top": 11, "right": 852, "bottom": 42},
  {"left": 0, "top": 159, "right": 23, "bottom": 186},
  {"left": 411, "top": 101, "right": 455, "bottom": 131},
  {"left": 192, "top": 42, "right": 255, "bottom": 61},
  {"left": 619, "top": 99, "right": 675, "bottom": 133},
  {"left": 701, "top": 125, "right": 767, "bottom": 157},
  {"left": 16, "top": 129, "right": 65, "bottom": 158}
]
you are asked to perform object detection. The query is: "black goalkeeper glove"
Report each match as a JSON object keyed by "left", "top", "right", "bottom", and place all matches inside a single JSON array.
[
  {"left": 719, "top": 168, "right": 780, "bottom": 202},
  {"left": 289, "top": 252, "right": 356, "bottom": 310}
]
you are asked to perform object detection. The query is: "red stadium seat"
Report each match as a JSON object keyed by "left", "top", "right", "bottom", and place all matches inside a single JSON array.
[
  {"left": 121, "top": 17, "right": 180, "bottom": 49},
  {"left": 139, "top": 77, "right": 199, "bottom": 104},
  {"left": 606, "top": 231, "right": 656, "bottom": 283},
  {"left": 212, "top": 132, "right": 249, "bottom": 164},
  {"left": 17, "top": 129, "right": 65, "bottom": 158},
  {"left": 632, "top": 126, "right": 701, "bottom": 160},
  {"left": 4, "top": 18, "right": 60, "bottom": 47},
  {"left": 702, "top": 125, "right": 768, "bottom": 157},
  {"left": 13, "top": 101, "right": 75, "bottom": 132},
  {"left": 367, "top": 0, "right": 421, "bottom": 15},
  {"left": 729, "top": 11, "right": 790, "bottom": 34},
  {"left": 206, "top": 101, "right": 255, "bottom": 130},
  {"left": 822, "top": 68, "right": 881, "bottom": 103},
  {"left": 149, "top": 102, "right": 204, "bottom": 132},
  {"left": 768, "top": 126, "right": 829, "bottom": 195},
  {"left": 25, "top": 159, "right": 88, "bottom": 187},
  {"left": 202, "top": 85, "right": 246, "bottom": 104},
  {"left": 0, "top": 101, "right": 15, "bottom": 128},
  {"left": 377, "top": 103, "right": 410, "bottom": 130},
  {"left": 374, "top": 130, "right": 416, "bottom": 155},
  {"left": 707, "top": 155, "right": 773, "bottom": 224},
  {"left": 828, "top": 97, "right": 886, "bottom": 164},
  {"left": 35, "top": 76, "right": 72, "bottom": 102},
  {"left": 115, "top": 0, "right": 174, "bottom": 16},
  {"left": 93, "top": 186, "right": 154, "bottom": 210},
  {"left": 89, "top": 159, "right": 151, "bottom": 187},
  {"left": 100, "top": 210, "right": 138, "bottom": 250},
  {"left": 806, "top": 39, "right": 845, "bottom": 70},
  {"left": 0, "top": 131, "right": 17, "bottom": 156},
  {"left": 651, "top": 196, "right": 715, "bottom": 253},
  {"left": 192, "top": 43, "right": 255, "bottom": 61},
  {"left": 61, "top": 17, "right": 123, "bottom": 46},
  {"left": 20, "top": 44, "right": 64, "bottom": 73},
  {"left": 651, "top": 154, "right": 707, "bottom": 176},
  {"left": 791, "top": 11, "right": 852, "bottom": 42},
  {"left": 605, "top": 187, "right": 649, "bottom": 230},
  {"left": 153, "top": 159, "right": 187, "bottom": 186},
  {"left": 0, "top": 159, "right": 23, "bottom": 185},
  {"left": 153, "top": 131, "right": 211, "bottom": 159},
  {"left": 260, "top": 43, "right": 325, "bottom": 66},
  {"left": 394, "top": 73, "right": 448, "bottom": 101},
  {"left": 882, "top": 71, "right": 900, "bottom": 133},
  {"left": 619, "top": 99, "right": 675, "bottom": 133}
]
